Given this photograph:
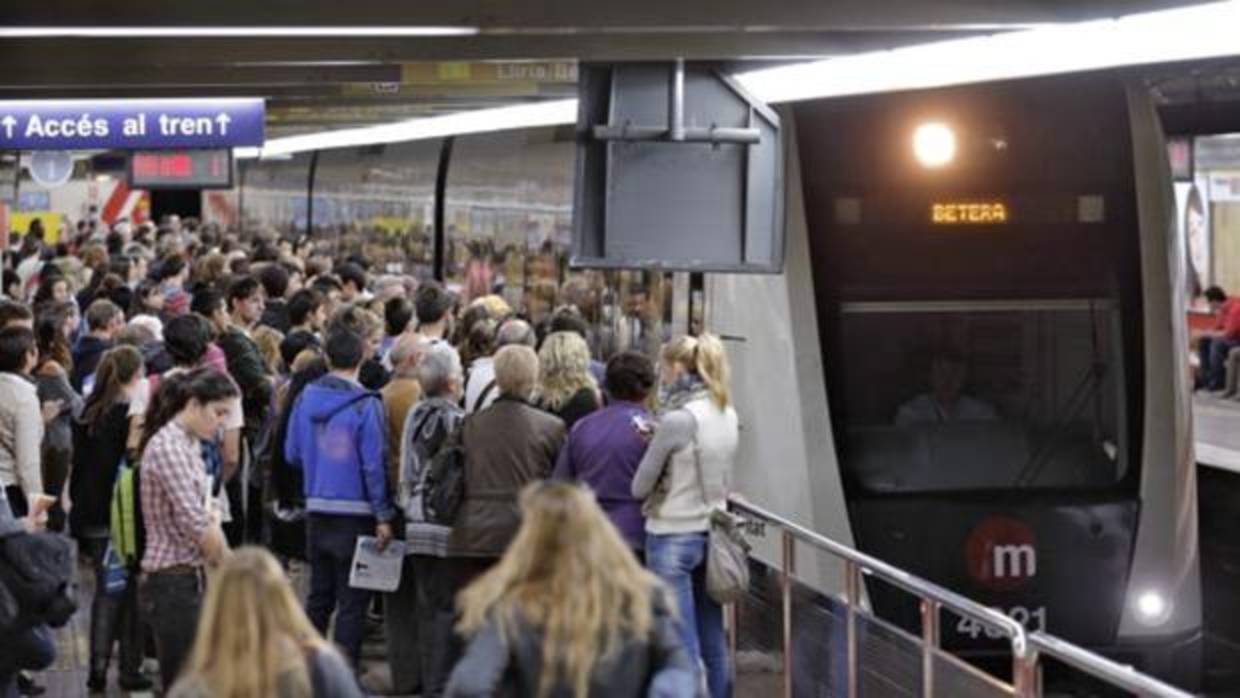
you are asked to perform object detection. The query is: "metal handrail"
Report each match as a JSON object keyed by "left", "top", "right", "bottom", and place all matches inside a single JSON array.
[
  {"left": 727, "top": 496, "right": 1036, "bottom": 697},
  {"left": 726, "top": 495, "right": 1193, "bottom": 698},
  {"left": 1027, "top": 633, "right": 1193, "bottom": 698}
]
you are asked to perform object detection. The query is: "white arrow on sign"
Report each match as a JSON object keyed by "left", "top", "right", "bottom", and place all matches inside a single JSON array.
[{"left": 0, "top": 116, "right": 14, "bottom": 139}]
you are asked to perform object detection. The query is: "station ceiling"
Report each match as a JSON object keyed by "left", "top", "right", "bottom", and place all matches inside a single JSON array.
[{"left": 0, "top": 0, "right": 1235, "bottom": 139}]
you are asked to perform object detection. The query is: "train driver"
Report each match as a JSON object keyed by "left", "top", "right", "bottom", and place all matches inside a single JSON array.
[{"left": 894, "top": 351, "right": 997, "bottom": 426}]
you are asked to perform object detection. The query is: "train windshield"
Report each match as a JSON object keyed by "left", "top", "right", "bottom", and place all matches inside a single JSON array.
[{"left": 835, "top": 299, "right": 1128, "bottom": 493}]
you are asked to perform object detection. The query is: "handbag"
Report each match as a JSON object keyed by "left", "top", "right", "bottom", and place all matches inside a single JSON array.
[{"left": 688, "top": 413, "right": 751, "bottom": 604}]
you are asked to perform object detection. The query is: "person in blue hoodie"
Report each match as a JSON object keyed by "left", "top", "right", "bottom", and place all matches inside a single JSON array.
[{"left": 285, "top": 323, "right": 395, "bottom": 670}]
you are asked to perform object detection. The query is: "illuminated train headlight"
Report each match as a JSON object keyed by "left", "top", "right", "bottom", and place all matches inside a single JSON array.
[
  {"left": 1134, "top": 590, "right": 1172, "bottom": 626},
  {"left": 913, "top": 122, "right": 956, "bottom": 168}
]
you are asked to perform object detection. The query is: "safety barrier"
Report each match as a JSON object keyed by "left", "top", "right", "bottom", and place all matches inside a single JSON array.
[{"left": 725, "top": 496, "right": 1193, "bottom": 697}]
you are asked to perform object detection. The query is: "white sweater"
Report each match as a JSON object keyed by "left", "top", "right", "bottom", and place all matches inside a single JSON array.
[
  {"left": 632, "top": 395, "right": 738, "bottom": 535},
  {"left": 0, "top": 372, "right": 45, "bottom": 497}
]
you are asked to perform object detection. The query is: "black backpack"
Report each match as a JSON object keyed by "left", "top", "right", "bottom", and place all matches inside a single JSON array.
[
  {"left": 0, "top": 530, "right": 77, "bottom": 631},
  {"left": 422, "top": 421, "right": 467, "bottom": 525}
]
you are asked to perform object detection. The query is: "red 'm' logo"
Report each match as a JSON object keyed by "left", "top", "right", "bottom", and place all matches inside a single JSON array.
[{"left": 964, "top": 516, "right": 1037, "bottom": 591}]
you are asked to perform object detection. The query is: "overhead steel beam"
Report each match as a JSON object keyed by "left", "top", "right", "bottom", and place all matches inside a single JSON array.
[
  {"left": 0, "top": 0, "right": 1213, "bottom": 30},
  {"left": 0, "top": 31, "right": 982, "bottom": 71}
]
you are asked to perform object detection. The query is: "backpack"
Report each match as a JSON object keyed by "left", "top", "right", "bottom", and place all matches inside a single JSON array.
[
  {"left": 422, "top": 422, "right": 467, "bottom": 525},
  {"left": 110, "top": 461, "right": 146, "bottom": 566},
  {"left": 0, "top": 530, "right": 78, "bottom": 630}
]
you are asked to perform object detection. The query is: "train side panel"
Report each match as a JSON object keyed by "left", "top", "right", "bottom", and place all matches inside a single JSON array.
[{"left": 707, "top": 111, "right": 856, "bottom": 592}]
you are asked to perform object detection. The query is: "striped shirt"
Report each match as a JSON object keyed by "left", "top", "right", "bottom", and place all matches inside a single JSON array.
[{"left": 140, "top": 420, "right": 211, "bottom": 572}]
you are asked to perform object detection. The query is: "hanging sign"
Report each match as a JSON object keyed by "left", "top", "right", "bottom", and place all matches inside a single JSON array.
[{"left": 0, "top": 98, "right": 264, "bottom": 150}]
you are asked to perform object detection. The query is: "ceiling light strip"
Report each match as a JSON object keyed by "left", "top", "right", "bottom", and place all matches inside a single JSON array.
[
  {"left": 0, "top": 26, "right": 478, "bottom": 38},
  {"left": 238, "top": 1, "right": 1240, "bottom": 159}
]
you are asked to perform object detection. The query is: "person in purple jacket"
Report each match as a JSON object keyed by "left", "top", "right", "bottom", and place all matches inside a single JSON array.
[{"left": 552, "top": 351, "right": 657, "bottom": 556}]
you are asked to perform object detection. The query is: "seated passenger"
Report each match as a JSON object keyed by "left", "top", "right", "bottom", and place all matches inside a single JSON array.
[
  {"left": 895, "top": 353, "right": 997, "bottom": 426},
  {"left": 1196, "top": 285, "right": 1240, "bottom": 392}
]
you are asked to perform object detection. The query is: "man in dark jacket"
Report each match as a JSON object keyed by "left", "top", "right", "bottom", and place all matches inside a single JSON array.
[
  {"left": 257, "top": 263, "right": 292, "bottom": 334},
  {"left": 217, "top": 275, "right": 274, "bottom": 543},
  {"left": 285, "top": 325, "right": 395, "bottom": 669},
  {"left": 70, "top": 299, "right": 124, "bottom": 393},
  {"left": 446, "top": 344, "right": 564, "bottom": 588},
  {"left": 0, "top": 495, "right": 55, "bottom": 698}
]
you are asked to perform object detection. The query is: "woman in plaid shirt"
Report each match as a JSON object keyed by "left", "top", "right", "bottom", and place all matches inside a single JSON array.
[{"left": 137, "top": 368, "right": 238, "bottom": 691}]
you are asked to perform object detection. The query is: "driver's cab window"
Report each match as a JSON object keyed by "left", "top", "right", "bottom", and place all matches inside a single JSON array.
[{"left": 835, "top": 300, "right": 1126, "bottom": 493}]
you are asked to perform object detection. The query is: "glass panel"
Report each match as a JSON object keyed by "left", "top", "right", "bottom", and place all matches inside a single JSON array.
[
  {"left": 734, "top": 557, "right": 786, "bottom": 697},
  {"left": 732, "top": 515, "right": 785, "bottom": 697},
  {"left": 312, "top": 140, "right": 440, "bottom": 278},
  {"left": 790, "top": 578, "right": 848, "bottom": 697},
  {"left": 238, "top": 153, "right": 312, "bottom": 239},
  {"left": 857, "top": 612, "right": 922, "bottom": 697},
  {"left": 933, "top": 650, "right": 1015, "bottom": 698},
  {"left": 836, "top": 302, "right": 1126, "bottom": 493}
]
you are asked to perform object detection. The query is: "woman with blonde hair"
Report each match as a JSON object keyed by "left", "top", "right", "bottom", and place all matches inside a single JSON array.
[
  {"left": 446, "top": 482, "right": 696, "bottom": 698},
  {"left": 535, "top": 330, "right": 601, "bottom": 431},
  {"left": 631, "top": 333, "right": 739, "bottom": 698},
  {"left": 168, "top": 546, "right": 363, "bottom": 698}
]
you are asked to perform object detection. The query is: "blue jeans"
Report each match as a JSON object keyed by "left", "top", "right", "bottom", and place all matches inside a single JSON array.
[
  {"left": 0, "top": 625, "right": 54, "bottom": 698},
  {"left": 646, "top": 532, "right": 731, "bottom": 698},
  {"left": 1199, "top": 336, "right": 1240, "bottom": 390},
  {"left": 306, "top": 514, "right": 375, "bottom": 668}
]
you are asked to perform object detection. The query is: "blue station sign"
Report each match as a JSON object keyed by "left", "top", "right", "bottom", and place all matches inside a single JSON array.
[{"left": 0, "top": 98, "right": 264, "bottom": 150}]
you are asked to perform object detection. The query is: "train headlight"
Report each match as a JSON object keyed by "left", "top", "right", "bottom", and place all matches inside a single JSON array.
[
  {"left": 913, "top": 122, "right": 956, "bottom": 168},
  {"left": 1134, "top": 590, "right": 1172, "bottom": 626}
]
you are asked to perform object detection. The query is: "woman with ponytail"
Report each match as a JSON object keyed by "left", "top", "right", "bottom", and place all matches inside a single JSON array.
[
  {"left": 631, "top": 333, "right": 739, "bottom": 698},
  {"left": 137, "top": 367, "right": 238, "bottom": 689},
  {"left": 68, "top": 345, "right": 151, "bottom": 693}
]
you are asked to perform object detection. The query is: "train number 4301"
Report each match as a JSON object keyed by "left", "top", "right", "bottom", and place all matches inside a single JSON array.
[{"left": 955, "top": 606, "right": 1047, "bottom": 639}]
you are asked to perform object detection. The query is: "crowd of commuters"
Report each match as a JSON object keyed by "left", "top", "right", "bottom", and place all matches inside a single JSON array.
[{"left": 0, "top": 215, "right": 741, "bottom": 698}]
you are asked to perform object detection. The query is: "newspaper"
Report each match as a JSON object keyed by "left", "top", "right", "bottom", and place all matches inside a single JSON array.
[{"left": 348, "top": 536, "right": 406, "bottom": 592}]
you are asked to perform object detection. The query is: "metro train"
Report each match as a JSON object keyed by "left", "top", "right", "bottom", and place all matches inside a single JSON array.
[
  {"left": 227, "top": 71, "right": 1200, "bottom": 686},
  {"left": 709, "top": 72, "right": 1201, "bottom": 686}
]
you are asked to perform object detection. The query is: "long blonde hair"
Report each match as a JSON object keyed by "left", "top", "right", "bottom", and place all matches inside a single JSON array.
[
  {"left": 172, "top": 547, "right": 327, "bottom": 698},
  {"left": 537, "top": 331, "right": 596, "bottom": 410},
  {"left": 661, "top": 332, "right": 732, "bottom": 408},
  {"left": 457, "top": 482, "right": 662, "bottom": 698}
]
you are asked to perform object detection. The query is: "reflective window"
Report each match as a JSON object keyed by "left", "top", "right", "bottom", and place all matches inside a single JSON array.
[
  {"left": 313, "top": 141, "right": 439, "bottom": 278},
  {"left": 238, "top": 154, "right": 312, "bottom": 238},
  {"left": 834, "top": 300, "right": 1126, "bottom": 493}
]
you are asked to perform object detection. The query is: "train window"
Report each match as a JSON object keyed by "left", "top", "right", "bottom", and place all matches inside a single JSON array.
[
  {"left": 312, "top": 141, "right": 440, "bottom": 278},
  {"left": 444, "top": 128, "right": 574, "bottom": 319},
  {"left": 237, "top": 153, "right": 313, "bottom": 239},
  {"left": 834, "top": 299, "right": 1127, "bottom": 493}
]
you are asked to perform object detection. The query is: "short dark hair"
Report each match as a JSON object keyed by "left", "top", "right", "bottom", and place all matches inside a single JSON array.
[
  {"left": 288, "top": 288, "right": 325, "bottom": 327},
  {"left": 1205, "top": 285, "right": 1227, "bottom": 304},
  {"left": 155, "top": 254, "right": 186, "bottom": 282},
  {"left": 604, "top": 351, "right": 656, "bottom": 403},
  {"left": 310, "top": 275, "right": 342, "bottom": 294},
  {"left": 384, "top": 297, "right": 413, "bottom": 337},
  {"left": 336, "top": 263, "right": 367, "bottom": 293},
  {"left": 280, "top": 330, "right": 319, "bottom": 369},
  {"left": 190, "top": 287, "right": 224, "bottom": 318},
  {"left": 548, "top": 307, "right": 591, "bottom": 341},
  {"left": 258, "top": 264, "right": 290, "bottom": 300},
  {"left": 324, "top": 326, "right": 365, "bottom": 370},
  {"left": 414, "top": 281, "right": 454, "bottom": 325},
  {"left": 0, "top": 300, "right": 33, "bottom": 328},
  {"left": 0, "top": 326, "right": 36, "bottom": 373},
  {"left": 227, "top": 276, "right": 261, "bottom": 313},
  {"left": 85, "top": 299, "right": 123, "bottom": 331},
  {"left": 164, "top": 314, "right": 212, "bottom": 367}
]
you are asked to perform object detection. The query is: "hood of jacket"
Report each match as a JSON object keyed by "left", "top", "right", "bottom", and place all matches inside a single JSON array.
[{"left": 301, "top": 375, "right": 379, "bottom": 424}]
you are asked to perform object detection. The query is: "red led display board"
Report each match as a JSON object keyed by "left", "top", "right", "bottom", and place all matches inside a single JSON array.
[{"left": 127, "top": 149, "right": 233, "bottom": 189}]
